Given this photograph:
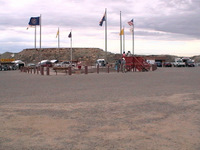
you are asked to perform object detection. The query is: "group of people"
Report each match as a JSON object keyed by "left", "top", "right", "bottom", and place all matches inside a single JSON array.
[
  {"left": 122, "top": 51, "right": 132, "bottom": 57},
  {"left": 115, "top": 58, "right": 126, "bottom": 72},
  {"left": 115, "top": 51, "right": 132, "bottom": 73}
]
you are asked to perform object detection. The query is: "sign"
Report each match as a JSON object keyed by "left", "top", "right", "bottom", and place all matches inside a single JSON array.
[{"left": 0, "top": 58, "right": 15, "bottom": 62}]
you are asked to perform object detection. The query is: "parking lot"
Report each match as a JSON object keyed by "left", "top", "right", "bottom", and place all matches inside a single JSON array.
[{"left": 0, "top": 67, "right": 200, "bottom": 150}]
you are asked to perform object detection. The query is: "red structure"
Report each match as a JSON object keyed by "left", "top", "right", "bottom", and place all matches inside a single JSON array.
[{"left": 124, "top": 56, "right": 151, "bottom": 72}]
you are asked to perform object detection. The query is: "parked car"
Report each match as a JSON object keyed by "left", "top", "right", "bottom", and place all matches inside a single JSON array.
[
  {"left": 27, "top": 63, "right": 36, "bottom": 68},
  {"left": 54, "top": 61, "right": 70, "bottom": 67},
  {"left": 155, "top": 62, "right": 162, "bottom": 67},
  {"left": 164, "top": 62, "right": 172, "bottom": 67},
  {"left": 60, "top": 61, "right": 70, "bottom": 67},
  {"left": 10, "top": 65, "right": 17, "bottom": 70},
  {"left": 187, "top": 61, "right": 195, "bottom": 67},
  {"left": 38, "top": 61, "right": 52, "bottom": 67},
  {"left": 1, "top": 65, "right": 8, "bottom": 71}
]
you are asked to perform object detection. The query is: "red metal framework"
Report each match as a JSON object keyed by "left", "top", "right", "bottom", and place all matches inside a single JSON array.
[{"left": 124, "top": 56, "right": 151, "bottom": 72}]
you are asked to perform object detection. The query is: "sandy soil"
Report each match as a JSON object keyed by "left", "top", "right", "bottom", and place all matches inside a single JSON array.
[{"left": 0, "top": 67, "right": 200, "bottom": 150}]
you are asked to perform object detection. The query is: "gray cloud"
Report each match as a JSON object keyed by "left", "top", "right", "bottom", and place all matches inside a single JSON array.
[
  {"left": 0, "top": 0, "right": 200, "bottom": 55},
  {"left": 134, "top": 0, "right": 200, "bottom": 39}
]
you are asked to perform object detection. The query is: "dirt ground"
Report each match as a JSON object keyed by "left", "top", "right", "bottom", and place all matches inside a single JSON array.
[{"left": 0, "top": 67, "right": 200, "bottom": 150}]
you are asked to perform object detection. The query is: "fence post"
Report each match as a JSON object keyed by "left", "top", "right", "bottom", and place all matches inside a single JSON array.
[
  {"left": 97, "top": 64, "right": 99, "bottom": 74},
  {"left": 85, "top": 66, "right": 88, "bottom": 74},
  {"left": 37, "top": 67, "right": 39, "bottom": 74},
  {"left": 68, "top": 66, "right": 72, "bottom": 75},
  {"left": 107, "top": 65, "right": 110, "bottom": 73},
  {"left": 41, "top": 67, "right": 44, "bottom": 75},
  {"left": 39, "top": 66, "right": 41, "bottom": 74},
  {"left": 46, "top": 67, "right": 50, "bottom": 75}
]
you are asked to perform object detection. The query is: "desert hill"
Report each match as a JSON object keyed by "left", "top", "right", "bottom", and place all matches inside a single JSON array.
[
  {"left": 1, "top": 48, "right": 200, "bottom": 64},
  {"left": 0, "top": 48, "right": 115, "bottom": 64}
]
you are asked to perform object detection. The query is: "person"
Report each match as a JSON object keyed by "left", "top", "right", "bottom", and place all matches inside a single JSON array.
[
  {"left": 121, "top": 58, "right": 126, "bottom": 73},
  {"left": 115, "top": 59, "right": 121, "bottom": 71},
  {"left": 122, "top": 51, "right": 126, "bottom": 57},
  {"left": 115, "top": 60, "right": 118, "bottom": 70},
  {"left": 127, "top": 51, "right": 131, "bottom": 56}
]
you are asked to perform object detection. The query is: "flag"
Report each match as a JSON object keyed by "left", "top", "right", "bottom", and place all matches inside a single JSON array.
[
  {"left": 128, "top": 19, "right": 133, "bottom": 26},
  {"left": 68, "top": 32, "right": 72, "bottom": 38},
  {"left": 119, "top": 28, "right": 124, "bottom": 35},
  {"left": 28, "top": 17, "right": 40, "bottom": 26},
  {"left": 99, "top": 12, "right": 106, "bottom": 26},
  {"left": 56, "top": 28, "right": 59, "bottom": 38}
]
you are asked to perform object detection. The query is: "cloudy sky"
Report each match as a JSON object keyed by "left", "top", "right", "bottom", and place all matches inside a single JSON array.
[{"left": 0, "top": 0, "right": 200, "bottom": 56}]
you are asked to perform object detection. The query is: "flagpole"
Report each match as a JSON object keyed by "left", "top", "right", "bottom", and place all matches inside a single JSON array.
[
  {"left": 123, "top": 26, "right": 125, "bottom": 53},
  {"left": 105, "top": 8, "right": 107, "bottom": 61},
  {"left": 39, "top": 14, "right": 42, "bottom": 62},
  {"left": 132, "top": 19, "right": 134, "bottom": 55},
  {"left": 120, "top": 11, "right": 122, "bottom": 54},
  {"left": 34, "top": 26, "right": 36, "bottom": 49},
  {"left": 58, "top": 27, "right": 60, "bottom": 48},
  {"left": 70, "top": 29, "right": 72, "bottom": 63}
]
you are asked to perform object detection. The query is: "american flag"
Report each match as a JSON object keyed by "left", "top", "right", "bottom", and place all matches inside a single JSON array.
[{"left": 128, "top": 19, "right": 133, "bottom": 26}]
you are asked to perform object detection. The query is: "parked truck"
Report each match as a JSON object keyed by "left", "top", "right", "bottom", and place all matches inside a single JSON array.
[
  {"left": 174, "top": 58, "right": 186, "bottom": 67},
  {"left": 182, "top": 57, "right": 195, "bottom": 67},
  {"left": 96, "top": 59, "right": 106, "bottom": 67}
]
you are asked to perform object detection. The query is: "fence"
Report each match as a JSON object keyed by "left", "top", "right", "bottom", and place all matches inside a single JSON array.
[{"left": 20, "top": 64, "right": 157, "bottom": 76}]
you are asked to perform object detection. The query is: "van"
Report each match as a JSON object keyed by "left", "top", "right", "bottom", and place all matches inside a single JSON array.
[
  {"left": 96, "top": 59, "right": 106, "bottom": 67},
  {"left": 174, "top": 58, "right": 185, "bottom": 67}
]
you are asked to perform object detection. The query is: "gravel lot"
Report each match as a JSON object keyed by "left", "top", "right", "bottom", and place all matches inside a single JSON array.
[{"left": 0, "top": 67, "right": 200, "bottom": 150}]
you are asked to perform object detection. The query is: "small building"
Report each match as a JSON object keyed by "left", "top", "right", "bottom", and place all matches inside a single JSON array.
[{"left": 144, "top": 56, "right": 167, "bottom": 67}]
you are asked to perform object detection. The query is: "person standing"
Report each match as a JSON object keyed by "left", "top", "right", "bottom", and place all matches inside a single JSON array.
[
  {"left": 122, "top": 51, "right": 126, "bottom": 58},
  {"left": 122, "top": 58, "right": 126, "bottom": 73}
]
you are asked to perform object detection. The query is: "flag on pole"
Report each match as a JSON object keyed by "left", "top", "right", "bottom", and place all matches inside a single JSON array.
[
  {"left": 128, "top": 19, "right": 133, "bottom": 26},
  {"left": 56, "top": 28, "right": 59, "bottom": 38},
  {"left": 99, "top": 12, "right": 106, "bottom": 26},
  {"left": 28, "top": 17, "right": 40, "bottom": 26},
  {"left": 119, "top": 28, "right": 124, "bottom": 35},
  {"left": 68, "top": 32, "right": 72, "bottom": 38}
]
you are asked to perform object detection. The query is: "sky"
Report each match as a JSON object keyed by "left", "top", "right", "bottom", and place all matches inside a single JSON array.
[{"left": 0, "top": 0, "right": 200, "bottom": 56}]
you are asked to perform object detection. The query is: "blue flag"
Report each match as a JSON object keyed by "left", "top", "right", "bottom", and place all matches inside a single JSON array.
[
  {"left": 99, "top": 12, "right": 106, "bottom": 26},
  {"left": 28, "top": 17, "right": 40, "bottom": 26},
  {"left": 68, "top": 32, "right": 72, "bottom": 38}
]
